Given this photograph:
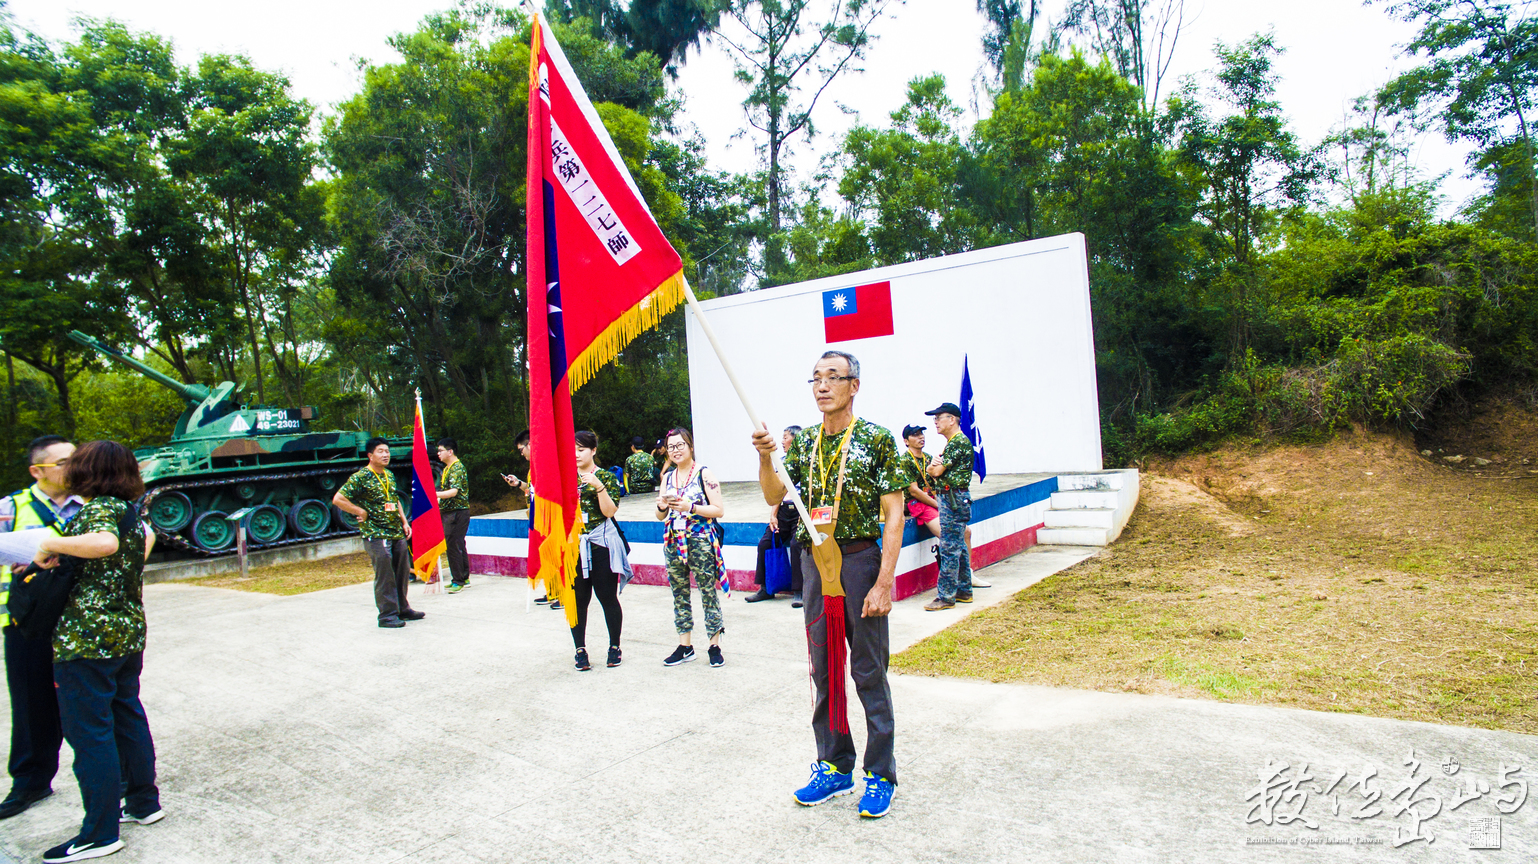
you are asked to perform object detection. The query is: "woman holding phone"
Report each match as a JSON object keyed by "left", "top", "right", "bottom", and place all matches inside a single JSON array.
[{"left": 654, "top": 428, "right": 728, "bottom": 667}]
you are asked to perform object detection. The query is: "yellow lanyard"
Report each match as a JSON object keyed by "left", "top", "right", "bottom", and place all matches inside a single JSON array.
[
  {"left": 370, "top": 468, "right": 394, "bottom": 502},
  {"left": 909, "top": 451, "right": 929, "bottom": 489},
  {"left": 813, "top": 422, "right": 855, "bottom": 507}
]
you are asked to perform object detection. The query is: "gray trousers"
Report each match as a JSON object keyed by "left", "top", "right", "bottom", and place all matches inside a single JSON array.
[
  {"left": 800, "top": 543, "right": 896, "bottom": 784},
  {"left": 937, "top": 489, "right": 973, "bottom": 601},
  {"left": 366, "top": 537, "right": 412, "bottom": 622},
  {"left": 441, "top": 510, "right": 470, "bottom": 584}
]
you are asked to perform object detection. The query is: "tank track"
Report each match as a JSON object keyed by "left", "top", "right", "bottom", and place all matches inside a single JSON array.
[{"left": 142, "top": 464, "right": 391, "bottom": 558}]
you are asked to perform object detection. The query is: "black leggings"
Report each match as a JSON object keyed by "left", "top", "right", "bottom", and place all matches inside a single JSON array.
[{"left": 572, "top": 544, "right": 622, "bottom": 650}]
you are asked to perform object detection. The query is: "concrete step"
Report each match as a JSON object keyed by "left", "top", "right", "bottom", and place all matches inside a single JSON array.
[
  {"left": 1044, "top": 508, "right": 1115, "bottom": 529},
  {"left": 1049, "top": 490, "right": 1120, "bottom": 510},
  {"left": 1037, "top": 526, "right": 1110, "bottom": 546},
  {"left": 1056, "top": 473, "right": 1127, "bottom": 492}
]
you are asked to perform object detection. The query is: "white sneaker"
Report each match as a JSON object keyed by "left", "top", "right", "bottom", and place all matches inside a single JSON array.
[
  {"left": 119, "top": 809, "right": 164, "bottom": 825},
  {"left": 971, "top": 578, "right": 992, "bottom": 588}
]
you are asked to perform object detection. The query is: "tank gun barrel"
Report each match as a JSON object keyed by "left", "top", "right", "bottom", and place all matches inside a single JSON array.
[{"left": 67, "top": 331, "right": 211, "bottom": 404}]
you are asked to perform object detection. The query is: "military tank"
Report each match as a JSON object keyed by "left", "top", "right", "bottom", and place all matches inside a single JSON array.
[{"left": 69, "top": 331, "right": 415, "bottom": 557}]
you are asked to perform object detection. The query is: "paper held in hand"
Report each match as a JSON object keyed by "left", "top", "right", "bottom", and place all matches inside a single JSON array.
[{"left": 0, "top": 528, "right": 50, "bottom": 566}]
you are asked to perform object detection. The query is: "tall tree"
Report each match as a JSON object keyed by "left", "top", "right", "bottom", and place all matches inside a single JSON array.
[
  {"left": 1176, "top": 34, "right": 1318, "bottom": 365},
  {"left": 1378, "top": 0, "right": 1538, "bottom": 239},
  {"left": 838, "top": 74, "right": 984, "bottom": 264},
  {"left": 0, "top": 12, "right": 135, "bottom": 430},
  {"left": 1055, "top": 0, "right": 1187, "bottom": 112},
  {"left": 712, "top": 0, "right": 896, "bottom": 275},
  {"left": 166, "top": 55, "right": 326, "bottom": 405}
]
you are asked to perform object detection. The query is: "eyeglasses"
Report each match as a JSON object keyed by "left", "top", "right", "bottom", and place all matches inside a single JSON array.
[
  {"left": 807, "top": 376, "right": 856, "bottom": 386},
  {"left": 33, "top": 460, "right": 69, "bottom": 469},
  {"left": 665, "top": 443, "right": 689, "bottom": 451}
]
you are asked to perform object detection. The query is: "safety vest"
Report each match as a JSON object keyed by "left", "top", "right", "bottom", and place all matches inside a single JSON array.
[{"left": 0, "top": 485, "right": 73, "bottom": 629}]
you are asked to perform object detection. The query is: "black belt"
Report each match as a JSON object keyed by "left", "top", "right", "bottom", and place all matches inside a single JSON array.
[{"left": 837, "top": 539, "right": 876, "bottom": 554}]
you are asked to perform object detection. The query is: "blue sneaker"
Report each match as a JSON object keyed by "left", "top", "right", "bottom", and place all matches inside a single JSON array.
[
  {"left": 792, "top": 761, "right": 854, "bottom": 806},
  {"left": 859, "top": 771, "right": 894, "bottom": 818}
]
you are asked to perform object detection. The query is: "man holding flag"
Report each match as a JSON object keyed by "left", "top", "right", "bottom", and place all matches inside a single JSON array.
[
  {"left": 435, "top": 439, "right": 470, "bottom": 593},
  {"left": 334, "top": 439, "right": 421, "bottom": 628},
  {"left": 751, "top": 350, "right": 903, "bottom": 819},
  {"left": 528, "top": 0, "right": 896, "bottom": 814}
]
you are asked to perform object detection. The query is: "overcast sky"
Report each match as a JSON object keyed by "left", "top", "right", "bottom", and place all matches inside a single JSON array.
[{"left": 7, "top": 0, "right": 1481, "bottom": 213}]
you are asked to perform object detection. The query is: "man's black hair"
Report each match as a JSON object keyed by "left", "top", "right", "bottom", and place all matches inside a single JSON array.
[
  {"left": 27, "top": 435, "right": 69, "bottom": 465},
  {"left": 436, "top": 437, "right": 458, "bottom": 453},
  {"left": 364, "top": 436, "right": 389, "bottom": 454},
  {"left": 514, "top": 429, "right": 531, "bottom": 447}
]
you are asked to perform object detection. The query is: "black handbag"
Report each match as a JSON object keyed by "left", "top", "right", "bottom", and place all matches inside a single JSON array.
[{"left": 8, "top": 503, "right": 138, "bottom": 640}]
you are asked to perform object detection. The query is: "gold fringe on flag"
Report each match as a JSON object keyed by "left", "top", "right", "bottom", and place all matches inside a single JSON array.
[
  {"left": 413, "top": 540, "right": 447, "bottom": 581},
  {"left": 566, "top": 270, "right": 686, "bottom": 391},
  {"left": 531, "top": 492, "right": 582, "bottom": 628}
]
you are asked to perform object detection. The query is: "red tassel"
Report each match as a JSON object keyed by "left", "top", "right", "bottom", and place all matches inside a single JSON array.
[{"left": 826, "top": 599, "right": 849, "bottom": 735}]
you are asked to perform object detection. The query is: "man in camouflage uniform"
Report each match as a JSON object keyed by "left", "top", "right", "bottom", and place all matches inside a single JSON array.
[
  {"left": 435, "top": 438, "right": 471, "bottom": 593},
  {"left": 334, "top": 438, "right": 421, "bottom": 628},
  {"left": 751, "top": 350, "right": 904, "bottom": 819},
  {"left": 624, "top": 437, "right": 655, "bottom": 494},
  {"left": 924, "top": 402, "right": 975, "bottom": 610}
]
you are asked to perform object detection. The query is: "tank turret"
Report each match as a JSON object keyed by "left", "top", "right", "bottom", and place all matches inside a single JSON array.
[{"left": 68, "top": 331, "right": 414, "bottom": 558}]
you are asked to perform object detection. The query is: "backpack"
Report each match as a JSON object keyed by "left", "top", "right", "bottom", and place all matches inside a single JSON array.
[{"left": 9, "top": 502, "right": 139, "bottom": 641}]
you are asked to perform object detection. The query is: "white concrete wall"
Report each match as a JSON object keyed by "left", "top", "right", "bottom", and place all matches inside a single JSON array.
[{"left": 685, "top": 234, "right": 1101, "bottom": 482}]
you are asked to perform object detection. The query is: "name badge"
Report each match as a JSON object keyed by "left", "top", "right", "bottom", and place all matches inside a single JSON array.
[
  {"left": 384, "top": 502, "right": 397, "bottom": 512},
  {"left": 809, "top": 506, "right": 832, "bottom": 525}
]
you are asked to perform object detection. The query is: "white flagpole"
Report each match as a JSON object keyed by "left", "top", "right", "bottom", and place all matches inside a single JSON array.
[{"left": 680, "top": 278, "right": 825, "bottom": 546}]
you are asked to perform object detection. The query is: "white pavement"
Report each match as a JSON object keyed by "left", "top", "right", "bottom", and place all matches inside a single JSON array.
[{"left": 1, "top": 546, "right": 1534, "bottom": 863}]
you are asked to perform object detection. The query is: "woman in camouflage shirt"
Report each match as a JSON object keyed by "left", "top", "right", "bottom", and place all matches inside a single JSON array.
[
  {"left": 570, "top": 430, "right": 625, "bottom": 671},
  {"left": 30, "top": 441, "right": 162, "bottom": 861}
]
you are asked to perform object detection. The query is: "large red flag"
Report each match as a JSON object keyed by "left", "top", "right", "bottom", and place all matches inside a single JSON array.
[
  {"left": 409, "top": 395, "right": 446, "bottom": 580},
  {"left": 526, "top": 14, "right": 685, "bottom": 623}
]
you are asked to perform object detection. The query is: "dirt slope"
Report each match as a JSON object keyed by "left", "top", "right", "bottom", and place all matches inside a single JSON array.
[{"left": 894, "top": 425, "right": 1538, "bottom": 733}]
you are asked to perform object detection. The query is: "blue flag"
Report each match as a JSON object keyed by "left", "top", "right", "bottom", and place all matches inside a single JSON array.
[{"left": 960, "top": 355, "right": 986, "bottom": 482}]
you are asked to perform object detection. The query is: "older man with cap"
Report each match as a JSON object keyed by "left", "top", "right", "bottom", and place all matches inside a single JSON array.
[{"left": 923, "top": 402, "right": 976, "bottom": 611}]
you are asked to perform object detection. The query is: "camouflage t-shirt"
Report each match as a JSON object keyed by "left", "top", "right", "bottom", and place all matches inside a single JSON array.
[
  {"left": 625, "top": 451, "right": 655, "bottom": 493},
  {"left": 339, "top": 467, "right": 407, "bottom": 540},
  {"left": 896, "top": 450, "right": 932, "bottom": 505},
  {"left": 782, "top": 418, "right": 903, "bottom": 543},
  {"left": 437, "top": 460, "right": 469, "bottom": 512},
  {"left": 934, "top": 432, "right": 975, "bottom": 493},
  {"left": 54, "top": 496, "right": 147, "bottom": 662},
  {"left": 578, "top": 468, "right": 622, "bottom": 533}
]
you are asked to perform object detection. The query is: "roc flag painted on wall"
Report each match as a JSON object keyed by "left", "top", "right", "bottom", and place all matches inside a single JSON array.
[
  {"left": 526, "top": 13, "right": 686, "bottom": 623},
  {"left": 822, "top": 281, "right": 894, "bottom": 343},
  {"left": 409, "top": 396, "right": 446, "bottom": 579}
]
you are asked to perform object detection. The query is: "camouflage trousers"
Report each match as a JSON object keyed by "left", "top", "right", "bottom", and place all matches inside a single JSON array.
[
  {"left": 937, "top": 489, "right": 973, "bottom": 601},
  {"left": 665, "top": 534, "right": 724, "bottom": 637}
]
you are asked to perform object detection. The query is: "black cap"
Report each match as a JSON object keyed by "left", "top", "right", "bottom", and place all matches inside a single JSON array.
[
  {"left": 924, "top": 402, "right": 962, "bottom": 418},
  {"left": 901, "top": 424, "right": 925, "bottom": 439}
]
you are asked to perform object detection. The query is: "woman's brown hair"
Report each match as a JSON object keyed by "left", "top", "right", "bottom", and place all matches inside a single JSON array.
[{"left": 66, "top": 441, "right": 145, "bottom": 501}]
